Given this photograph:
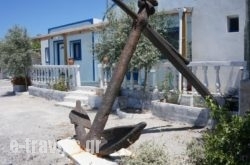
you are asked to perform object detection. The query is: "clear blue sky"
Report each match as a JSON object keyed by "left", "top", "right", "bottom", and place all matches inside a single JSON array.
[{"left": 0, "top": 0, "right": 108, "bottom": 39}]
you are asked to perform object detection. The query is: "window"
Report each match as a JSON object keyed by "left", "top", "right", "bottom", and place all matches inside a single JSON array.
[
  {"left": 45, "top": 47, "right": 50, "bottom": 63},
  {"left": 227, "top": 16, "right": 239, "bottom": 32},
  {"left": 70, "top": 40, "right": 82, "bottom": 60}
]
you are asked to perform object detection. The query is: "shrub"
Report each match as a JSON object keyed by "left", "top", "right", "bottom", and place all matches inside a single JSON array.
[
  {"left": 187, "top": 98, "right": 250, "bottom": 165},
  {"left": 120, "top": 141, "right": 169, "bottom": 165},
  {"left": 11, "top": 76, "right": 31, "bottom": 86},
  {"left": 52, "top": 78, "right": 68, "bottom": 91}
]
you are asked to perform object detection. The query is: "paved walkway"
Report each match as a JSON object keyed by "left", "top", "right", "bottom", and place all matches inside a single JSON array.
[
  {"left": 0, "top": 79, "right": 74, "bottom": 165},
  {"left": 0, "top": 79, "right": 202, "bottom": 165}
]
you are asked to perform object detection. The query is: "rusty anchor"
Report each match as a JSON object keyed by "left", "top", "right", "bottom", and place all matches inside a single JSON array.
[
  {"left": 69, "top": 0, "right": 218, "bottom": 157},
  {"left": 69, "top": 0, "right": 157, "bottom": 156}
]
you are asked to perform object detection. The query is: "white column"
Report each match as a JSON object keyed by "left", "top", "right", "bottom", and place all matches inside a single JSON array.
[
  {"left": 202, "top": 66, "right": 208, "bottom": 88},
  {"left": 178, "top": 9, "right": 183, "bottom": 92},
  {"left": 214, "top": 66, "right": 221, "bottom": 94},
  {"left": 75, "top": 65, "right": 81, "bottom": 87}
]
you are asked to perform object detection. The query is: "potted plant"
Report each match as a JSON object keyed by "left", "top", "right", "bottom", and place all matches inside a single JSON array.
[
  {"left": 0, "top": 25, "right": 33, "bottom": 92},
  {"left": 67, "top": 57, "right": 74, "bottom": 65},
  {"left": 11, "top": 76, "right": 32, "bottom": 92}
]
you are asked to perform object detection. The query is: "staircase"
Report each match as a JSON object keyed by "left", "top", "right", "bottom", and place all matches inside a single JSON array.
[{"left": 55, "top": 86, "right": 103, "bottom": 109}]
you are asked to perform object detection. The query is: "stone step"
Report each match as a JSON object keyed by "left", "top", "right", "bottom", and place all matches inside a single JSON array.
[
  {"left": 55, "top": 86, "right": 104, "bottom": 109},
  {"left": 55, "top": 101, "right": 89, "bottom": 109},
  {"left": 64, "top": 95, "right": 88, "bottom": 103},
  {"left": 77, "top": 86, "right": 100, "bottom": 92},
  {"left": 55, "top": 101, "right": 77, "bottom": 108}
]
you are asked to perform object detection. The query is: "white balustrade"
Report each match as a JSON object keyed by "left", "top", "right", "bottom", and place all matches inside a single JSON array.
[
  {"left": 188, "top": 61, "right": 247, "bottom": 95},
  {"left": 97, "top": 61, "right": 247, "bottom": 95},
  {"left": 31, "top": 65, "right": 81, "bottom": 90}
]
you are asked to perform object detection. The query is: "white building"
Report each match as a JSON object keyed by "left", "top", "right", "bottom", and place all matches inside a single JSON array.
[
  {"left": 33, "top": 18, "right": 107, "bottom": 86},
  {"left": 33, "top": 0, "right": 249, "bottom": 95},
  {"left": 107, "top": 0, "right": 249, "bottom": 94}
]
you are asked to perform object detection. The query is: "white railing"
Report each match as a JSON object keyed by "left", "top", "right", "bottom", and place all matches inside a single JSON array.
[
  {"left": 30, "top": 65, "right": 81, "bottom": 90},
  {"left": 187, "top": 61, "right": 248, "bottom": 95},
  {"left": 98, "top": 61, "right": 248, "bottom": 95}
]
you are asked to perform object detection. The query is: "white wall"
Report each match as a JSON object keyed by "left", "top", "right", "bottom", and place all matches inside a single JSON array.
[
  {"left": 42, "top": 18, "right": 103, "bottom": 84},
  {"left": 41, "top": 40, "right": 48, "bottom": 65},
  {"left": 158, "top": 0, "right": 246, "bottom": 61},
  {"left": 67, "top": 33, "right": 95, "bottom": 83}
]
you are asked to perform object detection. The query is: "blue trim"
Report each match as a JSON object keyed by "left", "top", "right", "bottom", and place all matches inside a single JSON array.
[
  {"left": 53, "top": 40, "right": 63, "bottom": 65},
  {"left": 70, "top": 40, "right": 82, "bottom": 60},
  {"left": 48, "top": 18, "right": 93, "bottom": 33}
]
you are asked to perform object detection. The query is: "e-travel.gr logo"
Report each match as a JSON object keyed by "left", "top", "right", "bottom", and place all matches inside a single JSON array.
[
  {"left": 10, "top": 138, "right": 57, "bottom": 154},
  {"left": 10, "top": 138, "right": 102, "bottom": 154}
]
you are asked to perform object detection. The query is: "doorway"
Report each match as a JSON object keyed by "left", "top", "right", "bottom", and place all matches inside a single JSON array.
[{"left": 54, "top": 40, "right": 64, "bottom": 65}]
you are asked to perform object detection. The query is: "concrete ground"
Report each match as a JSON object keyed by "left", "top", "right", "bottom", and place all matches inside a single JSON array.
[{"left": 0, "top": 79, "right": 203, "bottom": 165}]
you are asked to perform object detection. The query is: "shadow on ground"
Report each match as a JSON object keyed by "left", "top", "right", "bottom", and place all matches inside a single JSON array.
[
  {"left": 142, "top": 125, "right": 204, "bottom": 134},
  {"left": 1, "top": 91, "right": 16, "bottom": 97}
]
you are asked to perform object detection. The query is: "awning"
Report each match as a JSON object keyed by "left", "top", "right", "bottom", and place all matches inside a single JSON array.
[{"left": 32, "top": 22, "right": 108, "bottom": 41}]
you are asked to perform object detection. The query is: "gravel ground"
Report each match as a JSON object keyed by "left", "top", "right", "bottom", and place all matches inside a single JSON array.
[{"left": 0, "top": 79, "right": 203, "bottom": 165}]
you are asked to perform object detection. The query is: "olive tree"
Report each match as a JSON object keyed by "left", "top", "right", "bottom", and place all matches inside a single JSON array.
[
  {"left": 95, "top": 2, "right": 177, "bottom": 89},
  {"left": 0, "top": 25, "right": 33, "bottom": 86}
]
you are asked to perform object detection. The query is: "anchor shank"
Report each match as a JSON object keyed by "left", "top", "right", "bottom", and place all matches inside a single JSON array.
[
  {"left": 84, "top": 6, "right": 150, "bottom": 145},
  {"left": 113, "top": 0, "right": 218, "bottom": 104}
]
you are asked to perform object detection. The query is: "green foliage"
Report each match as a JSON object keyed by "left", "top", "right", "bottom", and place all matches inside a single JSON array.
[
  {"left": 31, "top": 39, "right": 41, "bottom": 51},
  {"left": 11, "top": 76, "right": 31, "bottom": 86},
  {"left": 52, "top": 78, "right": 68, "bottom": 91},
  {"left": 187, "top": 98, "right": 250, "bottom": 165},
  {"left": 0, "top": 25, "right": 33, "bottom": 77},
  {"left": 95, "top": 1, "right": 177, "bottom": 89},
  {"left": 159, "top": 72, "right": 179, "bottom": 104},
  {"left": 121, "top": 141, "right": 169, "bottom": 165}
]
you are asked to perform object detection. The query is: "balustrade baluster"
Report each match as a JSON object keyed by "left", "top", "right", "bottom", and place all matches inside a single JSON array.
[
  {"left": 182, "top": 77, "right": 188, "bottom": 93},
  {"left": 45, "top": 67, "right": 48, "bottom": 86},
  {"left": 68, "top": 67, "right": 73, "bottom": 89},
  {"left": 202, "top": 66, "right": 208, "bottom": 88},
  {"left": 39, "top": 67, "right": 41, "bottom": 84},
  {"left": 64, "top": 67, "right": 68, "bottom": 88},
  {"left": 214, "top": 66, "right": 221, "bottom": 94}
]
